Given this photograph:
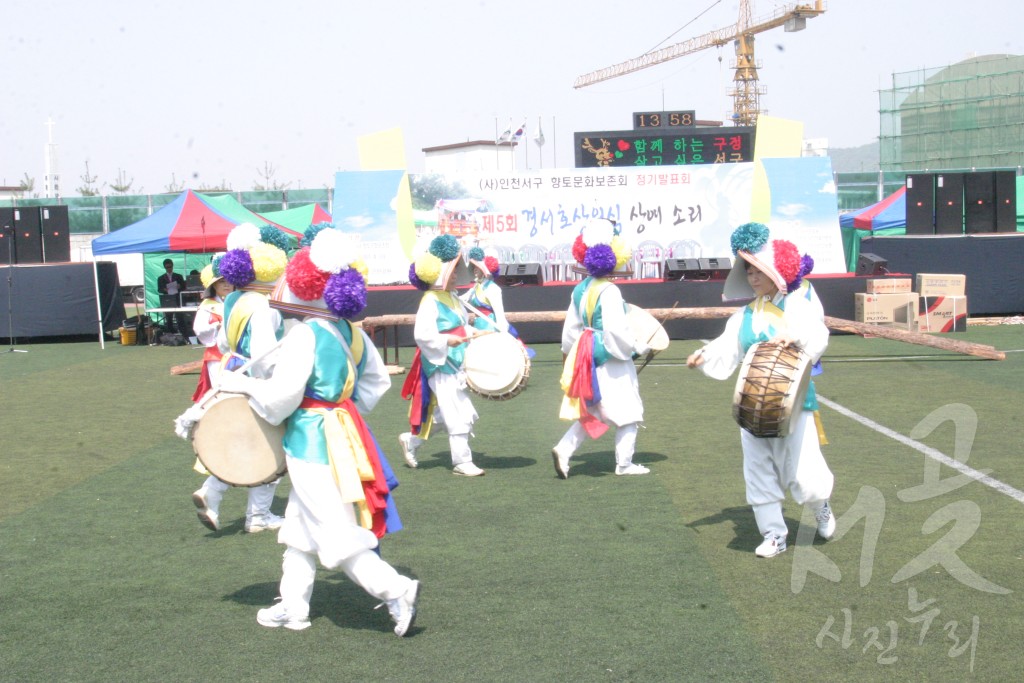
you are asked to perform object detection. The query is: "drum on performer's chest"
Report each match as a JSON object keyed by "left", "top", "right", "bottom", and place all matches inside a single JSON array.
[
  {"left": 463, "top": 331, "right": 531, "bottom": 400},
  {"left": 190, "top": 392, "right": 287, "bottom": 486},
  {"left": 732, "top": 342, "right": 812, "bottom": 438}
]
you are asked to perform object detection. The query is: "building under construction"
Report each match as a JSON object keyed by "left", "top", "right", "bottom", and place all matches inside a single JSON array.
[{"left": 879, "top": 54, "right": 1024, "bottom": 173}]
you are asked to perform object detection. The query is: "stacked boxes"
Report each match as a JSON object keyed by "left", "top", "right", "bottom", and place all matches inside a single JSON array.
[
  {"left": 916, "top": 274, "right": 968, "bottom": 333},
  {"left": 854, "top": 274, "right": 968, "bottom": 332}
]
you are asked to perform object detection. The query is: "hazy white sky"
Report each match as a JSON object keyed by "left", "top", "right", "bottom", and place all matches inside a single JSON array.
[{"left": 4, "top": 0, "right": 1022, "bottom": 194}]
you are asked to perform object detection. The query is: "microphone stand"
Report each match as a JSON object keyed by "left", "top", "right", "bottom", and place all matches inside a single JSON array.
[{"left": 3, "top": 222, "right": 27, "bottom": 353}]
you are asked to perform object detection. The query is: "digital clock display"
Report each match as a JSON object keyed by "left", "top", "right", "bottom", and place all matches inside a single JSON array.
[
  {"left": 574, "top": 128, "right": 755, "bottom": 168},
  {"left": 633, "top": 111, "right": 697, "bottom": 129}
]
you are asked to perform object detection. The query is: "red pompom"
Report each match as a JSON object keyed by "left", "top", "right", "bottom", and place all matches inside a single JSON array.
[
  {"left": 772, "top": 240, "right": 801, "bottom": 287},
  {"left": 484, "top": 256, "right": 500, "bottom": 275},
  {"left": 572, "top": 234, "right": 588, "bottom": 264},
  {"left": 286, "top": 247, "right": 330, "bottom": 300}
]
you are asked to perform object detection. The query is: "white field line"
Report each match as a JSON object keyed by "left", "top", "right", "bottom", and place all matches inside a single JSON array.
[{"left": 817, "top": 395, "right": 1024, "bottom": 505}]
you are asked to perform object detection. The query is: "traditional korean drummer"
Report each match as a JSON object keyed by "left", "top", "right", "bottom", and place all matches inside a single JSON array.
[{"left": 685, "top": 222, "right": 836, "bottom": 559}]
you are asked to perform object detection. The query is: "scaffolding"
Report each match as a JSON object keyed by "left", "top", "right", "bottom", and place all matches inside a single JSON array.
[{"left": 879, "top": 54, "right": 1024, "bottom": 172}]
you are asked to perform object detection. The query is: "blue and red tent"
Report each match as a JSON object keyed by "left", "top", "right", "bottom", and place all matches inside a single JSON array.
[
  {"left": 92, "top": 190, "right": 301, "bottom": 255},
  {"left": 839, "top": 186, "right": 906, "bottom": 231},
  {"left": 256, "top": 203, "right": 332, "bottom": 235}
]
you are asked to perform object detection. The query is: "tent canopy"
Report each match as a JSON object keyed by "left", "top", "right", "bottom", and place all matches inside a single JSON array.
[
  {"left": 256, "top": 203, "right": 332, "bottom": 235},
  {"left": 92, "top": 190, "right": 302, "bottom": 255},
  {"left": 839, "top": 186, "right": 906, "bottom": 231}
]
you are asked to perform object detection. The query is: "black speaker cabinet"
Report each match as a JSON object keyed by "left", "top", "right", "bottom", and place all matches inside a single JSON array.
[
  {"left": 857, "top": 253, "right": 889, "bottom": 276},
  {"left": 934, "top": 173, "right": 964, "bottom": 235},
  {"left": 40, "top": 205, "right": 71, "bottom": 262},
  {"left": 905, "top": 173, "right": 935, "bottom": 234},
  {"left": 13, "top": 206, "right": 43, "bottom": 264},
  {"left": 994, "top": 170, "right": 1018, "bottom": 233},
  {"left": 0, "top": 207, "right": 14, "bottom": 265},
  {"left": 697, "top": 257, "right": 732, "bottom": 280},
  {"left": 663, "top": 258, "right": 702, "bottom": 280},
  {"left": 963, "top": 171, "right": 995, "bottom": 234},
  {"left": 498, "top": 262, "right": 544, "bottom": 286}
]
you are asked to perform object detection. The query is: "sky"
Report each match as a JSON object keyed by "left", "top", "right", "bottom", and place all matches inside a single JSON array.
[{"left": 4, "top": 0, "right": 1023, "bottom": 195}]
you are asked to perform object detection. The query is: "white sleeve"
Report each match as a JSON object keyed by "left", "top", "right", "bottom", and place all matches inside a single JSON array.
[
  {"left": 192, "top": 303, "right": 219, "bottom": 347},
  {"left": 597, "top": 285, "right": 641, "bottom": 361},
  {"left": 485, "top": 281, "right": 510, "bottom": 334},
  {"left": 353, "top": 328, "right": 391, "bottom": 413},
  {"left": 784, "top": 294, "right": 830, "bottom": 363},
  {"left": 413, "top": 294, "right": 453, "bottom": 368},
  {"left": 218, "top": 323, "right": 314, "bottom": 426},
  {"left": 699, "top": 308, "right": 746, "bottom": 381},
  {"left": 561, "top": 297, "right": 583, "bottom": 355}
]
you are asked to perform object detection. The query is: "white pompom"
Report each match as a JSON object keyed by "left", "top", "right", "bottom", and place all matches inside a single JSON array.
[
  {"left": 581, "top": 218, "right": 615, "bottom": 247},
  {"left": 309, "top": 228, "right": 358, "bottom": 274},
  {"left": 227, "top": 222, "right": 261, "bottom": 251}
]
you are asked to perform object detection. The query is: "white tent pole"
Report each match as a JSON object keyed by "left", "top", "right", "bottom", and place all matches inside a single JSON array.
[{"left": 91, "top": 256, "right": 105, "bottom": 350}]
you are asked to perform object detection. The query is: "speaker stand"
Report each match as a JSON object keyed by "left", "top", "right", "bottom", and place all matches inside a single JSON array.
[{"left": 3, "top": 224, "right": 27, "bottom": 354}]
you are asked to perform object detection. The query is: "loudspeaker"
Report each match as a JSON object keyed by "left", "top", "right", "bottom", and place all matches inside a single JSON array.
[
  {"left": 963, "top": 171, "right": 995, "bottom": 234},
  {"left": 905, "top": 173, "right": 934, "bottom": 234},
  {"left": 40, "top": 205, "right": 71, "bottom": 262},
  {"left": 0, "top": 208, "right": 14, "bottom": 265},
  {"left": 13, "top": 207, "right": 43, "bottom": 264},
  {"left": 698, "top": 257, "right": 732, "bottom": 280},
  {"left": 663, "top": 258, "right": 702, "bottom": 280},
  {"left": 994, "top": 170, "right": 1017, "bottom": 232},
  {"left": 857, "top": 253, "right": 889, "bottom": 276},
  {"left": 498, "top": 262, "right": 544, "bottom": 286},
  {"left": 934, "top": 173, "right": 964, "bottom": 235}
]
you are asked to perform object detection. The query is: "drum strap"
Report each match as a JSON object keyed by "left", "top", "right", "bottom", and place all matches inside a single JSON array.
[
  {"left": 299, "top": 396, "right": 402, "bottom": 539},
  {"left": 558, "top": 329, "right": 609, "bottom": 438}
]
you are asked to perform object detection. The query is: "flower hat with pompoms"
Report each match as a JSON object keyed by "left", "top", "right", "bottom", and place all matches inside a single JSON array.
[
  {"left": 467, "top": 246, "right": 500, "bottom": 279},
  {"left": 409, "top": 234, "right": 464, "bottom": 291},
  {"left": 217, "top": 222, "right": 290, "bottom": 294},
  {"left": 269, "top": 227, "right": 370, "bottom": 321},
  {"left": 722, "top": 222, "right": 815, "bottom": 301},
  {"left": 199, "top": 252, "right": 228, "bottom": 298},
  {"left": 571, "top": 218, "right": 634, "bottom": 279}
]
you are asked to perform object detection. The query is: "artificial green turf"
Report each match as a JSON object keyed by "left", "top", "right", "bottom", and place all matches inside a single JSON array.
[{"left": 1, "top": 327, "right": 1022, "bottom": 681}]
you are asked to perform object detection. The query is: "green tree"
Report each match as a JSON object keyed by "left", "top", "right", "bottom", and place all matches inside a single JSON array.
[
  {"left": 76, "top": 161, "right": 103, "bottom": 197},
  {"left": 408, "top": 173, "right": 469, "bottom": 210},
  {"left": 253, "top": 162, "right": 291, "bottom": 191},
  {"left": 17, "top": 173, "right": 35, "bottom": 195},
  {"left": 164, "top": 173, "right": 185, "bottom": 194},
  {"left": 108, "top": 168, "right": 137, "bottom": 195}
]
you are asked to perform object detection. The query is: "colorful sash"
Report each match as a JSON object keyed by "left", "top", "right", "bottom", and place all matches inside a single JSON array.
[
  {"left": 400, "top": 323, "right": 466, "bottom": 438},
  {"left": 299, "top": 396, "right": 402, "bottom": 539},
  {"left": 558, "top": 278, "right": 613, "bottom": 438}
]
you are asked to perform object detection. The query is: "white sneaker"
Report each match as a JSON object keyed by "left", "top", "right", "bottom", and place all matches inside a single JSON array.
[
  {"left": 399, "top": 433, "right": 419, "bottom": 468},
  {"left": 815, "top": 501, "right": 836, "bottom": 540},
  {"left": 452, "top": 462, "right": 485, "bottom": 477},
  {"left": 754, "top": 533, "right": 788, "bottom": 558},
  {"left": 381, "top": 580, "right": 420, "bottom": 637},
  {"left": 615, "top": 463, "right": 650, "bottom": 476},
  {"left": 246, "top": 513, "right": 284, "bottom": 533},
  {"left": 551, "top": 448, "right": 570, "bottom": 479},
  {"left": 257, "top": 600, "right": 311, "bottom": 631},
  {"left": 192, "top": 489, "right": 220, "bottom": 531}
]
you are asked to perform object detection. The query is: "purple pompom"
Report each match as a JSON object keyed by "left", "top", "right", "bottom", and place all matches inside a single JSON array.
[
  {"left": 584, "top": 243, "right": 617, "bottom": 278},
  {"left": 219, "top": 249, "right": 255, "bottom": 287},
  {"left": 787, "top": 254, "right": 816, "bottom": 293},
  {"left": 324, "top": 269, "right": 367, "bottom": 319},
  {"left": 408, "top": 262, "right": 430, "bottom": 291}
]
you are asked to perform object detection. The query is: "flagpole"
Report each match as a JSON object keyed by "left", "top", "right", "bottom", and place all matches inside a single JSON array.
[
  {"left": 494, "top": 117, "right": 500, "bottom": 168},
  {"left": 524, "top": 118, "right": 529, "bottom": 171}
]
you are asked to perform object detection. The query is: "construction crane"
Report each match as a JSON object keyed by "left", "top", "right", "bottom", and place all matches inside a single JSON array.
[{"left": 573, "top": 0, "right": 826, "bottom": 127}]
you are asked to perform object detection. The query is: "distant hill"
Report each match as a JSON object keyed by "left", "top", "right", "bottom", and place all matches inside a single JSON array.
[{"left": 828, "top": 141, "right": 880, "bottom": 173}]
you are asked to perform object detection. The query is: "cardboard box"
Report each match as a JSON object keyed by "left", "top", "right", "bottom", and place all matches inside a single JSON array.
[
  {"left": 865, "top": 277, "right": 913, "bottom": 294},
  {"left": 855, "top": 293, "right": 919, "bottom": 328},
  {"left": 916, "top": 273, "right": 966, "bottom": 296},
  {"left": 918, "top": 295, "right": 968, "bottom": 333}
]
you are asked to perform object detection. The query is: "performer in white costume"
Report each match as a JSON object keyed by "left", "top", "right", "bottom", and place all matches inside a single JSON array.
[
  {"left": 686, "top": 222, "right": 836, "bottom": 558},
  {"left": 552, "top": 219, "right": 651, "bottom": 479},
  {"left": 219, "top": 228, "right": 419, "bottom": 635}
]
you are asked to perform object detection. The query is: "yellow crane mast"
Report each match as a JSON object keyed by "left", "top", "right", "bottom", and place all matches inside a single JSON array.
[{"left": 573, "top": 1, "right": 826, "bottom": 127}]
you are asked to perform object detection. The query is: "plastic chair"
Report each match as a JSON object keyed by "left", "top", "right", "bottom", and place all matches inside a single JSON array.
[
  {"left": 492, "top": 245, "right": 516, "bottom": 268},
  {"left": 633, "top": 240, "right": 665, "bottom": 279},
  {"left": 668, "top": 239, "right": 702, "bottom": 259},
  {"left": 547, "top": 242, "right": 577, "bottom": 282}
]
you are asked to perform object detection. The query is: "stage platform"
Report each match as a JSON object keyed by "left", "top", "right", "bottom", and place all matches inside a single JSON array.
[{"left": 0, "top": 262, "right": 125, "bottom": 339}]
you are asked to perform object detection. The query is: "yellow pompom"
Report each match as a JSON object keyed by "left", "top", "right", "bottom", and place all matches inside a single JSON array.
[
  {"left": 350, "top": 258, "right": 370, "bottom": 281},
  {"left": 610, "top": 236, "right": 633, "bottom": 267},
  {"left": 250, "top": 243, "right": 288, "bottom": 282},
  {"left": 414, "top": 253, "right": 442, "bottom": 285}
]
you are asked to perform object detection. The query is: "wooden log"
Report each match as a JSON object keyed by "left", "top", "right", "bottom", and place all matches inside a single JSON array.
[
  {"left": 824, "top": 316, "right": 1005, "bottom": 361},
  {"left": 171, "top": 359, "right": 204, "bottom": 375}
]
